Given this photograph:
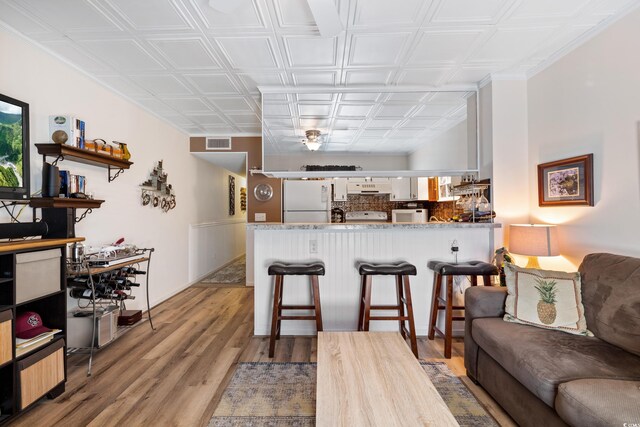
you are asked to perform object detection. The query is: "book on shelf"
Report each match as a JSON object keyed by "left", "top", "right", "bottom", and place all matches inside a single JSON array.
[{"left": 15, "top": 329, "right": 62, "bottom": 357}]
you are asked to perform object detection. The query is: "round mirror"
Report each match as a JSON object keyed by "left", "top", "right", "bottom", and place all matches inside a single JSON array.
[{"left": 253, "top": 183, "right": 273, "bottom": 201}]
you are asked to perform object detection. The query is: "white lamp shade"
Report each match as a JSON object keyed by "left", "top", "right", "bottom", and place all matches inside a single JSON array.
[
  {"left": 305, "top": 141, "right": 321, "bottom": 151},
  {"left": 509, "top": 224, "right": 560, "bottom": 257}
]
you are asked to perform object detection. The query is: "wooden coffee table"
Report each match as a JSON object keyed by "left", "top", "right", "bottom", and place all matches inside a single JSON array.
[{"left": 316, "top": 332, "right": 459, "bottom": 427}]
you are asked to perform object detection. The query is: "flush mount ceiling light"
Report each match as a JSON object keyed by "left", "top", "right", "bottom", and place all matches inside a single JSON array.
[{"left": 302, "top": 129, "right": 323, "bottom": 151}]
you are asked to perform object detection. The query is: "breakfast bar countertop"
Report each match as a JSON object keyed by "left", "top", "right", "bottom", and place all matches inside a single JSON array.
[{"left": 247, "top": 222, "right": 501, "bottom": 230}]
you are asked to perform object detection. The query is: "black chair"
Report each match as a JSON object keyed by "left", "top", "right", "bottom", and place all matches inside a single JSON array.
[
  {"left": 267, "top": 261, "right": 325, "bottom": 358},
  {"left": 357, "top": 261, "right": 419, "bottom": 358},
  {"left": 427, "top": 260, "right": 499, "bottom": 358}
]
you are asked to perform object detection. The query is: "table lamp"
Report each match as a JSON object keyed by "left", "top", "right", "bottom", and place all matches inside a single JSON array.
[{"left": 509, "top": 224, "right": 559, "bottom": 269}]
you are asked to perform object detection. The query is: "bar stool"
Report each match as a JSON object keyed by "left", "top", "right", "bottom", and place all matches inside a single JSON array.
[
  {"left": 427, "top": 260, "right": 499, "bottom": 358},
  {"left": 357, "top": 261, "right": 419, "bottom": 358},
  {"left": 267, "top": 261, "right": 325, "bottom": 358}
]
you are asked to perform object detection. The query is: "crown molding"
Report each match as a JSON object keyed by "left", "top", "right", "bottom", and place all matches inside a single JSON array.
[
  {"left": 477, "top": 71, "right": 528, "bottom": 88},
  {"left": 0, "top": 21, "right": 199, "bottom": 138},
  {"left": 526, "top": 1, "right": 640, "bottom": 79},
  {"left": 258, "top": 84, "right": 479, "bottom": 94}
]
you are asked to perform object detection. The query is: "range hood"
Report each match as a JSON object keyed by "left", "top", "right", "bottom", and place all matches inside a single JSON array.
[{"left": 347, "top": 182, "right": 392, "bottom": 194}]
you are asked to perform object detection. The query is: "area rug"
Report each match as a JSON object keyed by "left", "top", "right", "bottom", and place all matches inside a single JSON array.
[
  {"left": 209, "top": 362, "right": 498, "bottom": 427},
  {"left": 202, "top": 256, "right": 246, "bottom": 284}
]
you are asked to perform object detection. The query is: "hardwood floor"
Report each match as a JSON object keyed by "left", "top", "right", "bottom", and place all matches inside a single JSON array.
[{"left": 9, "top": 285, "right": 515, "bottom": 427}]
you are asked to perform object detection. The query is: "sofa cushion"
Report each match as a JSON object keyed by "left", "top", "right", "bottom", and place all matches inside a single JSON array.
[
  {"left": 579, "top": 253, "right": 640, "bottom": 357},
  {"left": 556, "top": 379, "right": 640, "bottom": 427},
  {"left": 503, "top": 263, "right": 591, "bottom": 336},
  {"left": 472, "top": 317, "right": 640, "bottom": 407}
]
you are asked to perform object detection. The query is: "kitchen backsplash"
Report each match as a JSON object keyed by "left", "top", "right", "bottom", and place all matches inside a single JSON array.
[
  {"left": 332, "top": 195, "right": 408, "bottom": 219},
  {"left": 331, "top": 195, "right": 462, "bottom": 221}
]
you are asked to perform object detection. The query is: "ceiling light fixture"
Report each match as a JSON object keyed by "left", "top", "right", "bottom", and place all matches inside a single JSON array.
[{"left": 302, "top": 129, "right": 323, "bottom": 151}]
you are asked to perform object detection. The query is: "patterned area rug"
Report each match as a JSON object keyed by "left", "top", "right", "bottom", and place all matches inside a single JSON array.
[
  {"left": 202, "top": 256, "right": 246, "bottom": 284},
  {"left": 209, "top": 362, "right": 498, "bottom": 427}
]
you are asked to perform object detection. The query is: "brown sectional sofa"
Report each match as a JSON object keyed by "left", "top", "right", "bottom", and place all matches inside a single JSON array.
[{"left": 464, "top": 253, "right": 640, "bottom": 427}]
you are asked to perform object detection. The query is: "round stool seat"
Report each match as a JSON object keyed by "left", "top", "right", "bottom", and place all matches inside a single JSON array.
[
  {"left": 427, "top": 260, "right": 498, "bottom": 276},
  {"left": 357, "top": 261, "right": 417, "bottom": 276},
  {"left": 268, "top": 261, "right": 325, "bottom": 276}
]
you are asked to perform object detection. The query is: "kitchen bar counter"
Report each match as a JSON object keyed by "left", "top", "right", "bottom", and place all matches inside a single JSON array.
[
  {"left": 251, "top": 222, "right": 500, "bottom": 336},
  {"left": 248, "top": 222, "right": 500, "bottom": 230}
]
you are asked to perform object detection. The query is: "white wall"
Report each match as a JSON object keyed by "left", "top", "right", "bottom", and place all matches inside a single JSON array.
[
  {"left": 527, "top": 7, "right": 640, "bottom": 266},
  {"left": 408, "top": 120, "right": 469, "bottom": 170},
  {"left": 0, "top": 27, "right": 245, "bottom": 309},
  {"left": 490, "top": 80, "right": 530, "bottom": 249}
]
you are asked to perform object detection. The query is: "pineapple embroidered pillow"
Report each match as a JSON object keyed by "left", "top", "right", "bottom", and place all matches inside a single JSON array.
[{"left": 503, "top": 263, "right": 592, "bottom": 336}]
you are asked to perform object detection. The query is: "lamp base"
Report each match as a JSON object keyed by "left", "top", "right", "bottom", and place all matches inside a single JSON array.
[{"left": 525, "top": 256, "right": 541, "bottom": 269}]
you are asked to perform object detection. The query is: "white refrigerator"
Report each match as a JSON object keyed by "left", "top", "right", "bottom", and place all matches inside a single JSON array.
[{"left": 283, "top": 180, "right": 331, "bottom": 223}]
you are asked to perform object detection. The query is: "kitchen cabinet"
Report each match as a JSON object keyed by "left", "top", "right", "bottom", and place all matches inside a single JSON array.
[
  {"left": 415, "top": 177, "right": 430, "bottom": 200},
  {"left": 333, "top": 179, "right": 347, "bottom": 201},
  {"left": 390, "top": 178, "right": 411, "bottom": 201},
  {"left": 426, "top": 177, "right": 459, "bottom": 201},
  {"left": 391, "top": 177, "right": 429, "bottom": 201}
]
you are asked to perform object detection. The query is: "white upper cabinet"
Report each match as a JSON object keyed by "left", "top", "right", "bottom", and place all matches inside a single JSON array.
[
  {"left": 415, "top": 177, "right": 430, "bottom": 200},
  {"left": 390, "top": 178, "right": 411, "bottom": 201},
  {"left": 333, "top": 178, "right": 348, "bottom": 201}
]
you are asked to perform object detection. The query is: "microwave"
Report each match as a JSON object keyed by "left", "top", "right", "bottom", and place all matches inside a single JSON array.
[{"left": 392, "top": 209, "right": 428, "bottom": 224}]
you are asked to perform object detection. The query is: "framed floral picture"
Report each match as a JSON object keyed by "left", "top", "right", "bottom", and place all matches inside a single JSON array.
[{"left": 537, "top": 154, "right": 593, "bottom": 206}]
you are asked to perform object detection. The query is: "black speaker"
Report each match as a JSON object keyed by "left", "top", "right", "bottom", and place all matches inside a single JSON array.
[
  {"left": 42, "top": 162, "right": 60, "bottom": 197},
  {"left": 0, "top": 222, "right": 48, "bottom": 239},
  {"left": 41, "top": 208, "right": 75, "bottom": 238}
]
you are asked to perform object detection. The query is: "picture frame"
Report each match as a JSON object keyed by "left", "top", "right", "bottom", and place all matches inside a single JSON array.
[
  {"left": 229, "top": 175, "right": 235, "bottom": 215},
  {"left": 537, "top": 154, "right": 593, "bottom": 207}
]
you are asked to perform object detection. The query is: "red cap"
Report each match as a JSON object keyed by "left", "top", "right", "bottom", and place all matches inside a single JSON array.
[{"left": 16, "top": 311, "right": 51, "bottom": 339}]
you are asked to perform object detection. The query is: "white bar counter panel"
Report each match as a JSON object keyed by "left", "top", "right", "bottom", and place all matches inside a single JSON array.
[{"left": 250, "top": 222, "right": 500, "bottom": 336}]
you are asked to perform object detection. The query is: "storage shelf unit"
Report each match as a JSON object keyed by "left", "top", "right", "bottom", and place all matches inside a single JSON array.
[
  {"left": 451, "top": 182, "right": 493, "bottom": 223},
  {"left": 67, "top": 249, "right": 155, "bottom": 376},
  {"left": 0, "top": 237, "right": 82, "bottom": 425}
]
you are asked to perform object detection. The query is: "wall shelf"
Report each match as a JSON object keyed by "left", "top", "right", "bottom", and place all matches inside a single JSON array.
[
  {"left": 29, "top": 198, "right": 104, "bottom": 209},
  {"left": 35, "top": 144, "right": 132, "bottom": 182}
]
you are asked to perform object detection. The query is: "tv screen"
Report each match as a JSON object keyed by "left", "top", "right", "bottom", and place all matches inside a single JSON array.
[{"left": 0, "top": 93, "right": 30, "bottom": 200}]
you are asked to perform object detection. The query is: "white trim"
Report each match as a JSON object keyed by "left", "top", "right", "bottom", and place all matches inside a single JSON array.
[
  {"left": 190, "top": 219, "right": 246, "bottom": 228},
  {"left": 258, "top": 84, "right": 478, "bottom": 93},
  {"left": 262, "top": 169, "right": 479, "bottom": 179},
  {"left": 0, "top": 21, "right": 193, "bottom": 138},
  {"left": 479, "top": 72, "right": 529, "bottom": 88},
  {"left": 190, "top": 132, "right": 261, "bottom": 137},
  {"left": 191, "top": 253, "right": 245, "bottom": 283},
  {"left": 526, "top": 1, "right": 640, "bottom": 79},
  {"left": 149, "top": 280, "right": 193, "bottom": 309}
]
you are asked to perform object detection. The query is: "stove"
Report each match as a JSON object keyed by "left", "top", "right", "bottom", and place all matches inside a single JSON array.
[{"left": 344, "top": 211, "right": 388, "bottom": 222}]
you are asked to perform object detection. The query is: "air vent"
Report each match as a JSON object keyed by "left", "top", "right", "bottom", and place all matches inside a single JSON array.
[{"left": 206, "top": 137, "right": 232, "bottom": 150}]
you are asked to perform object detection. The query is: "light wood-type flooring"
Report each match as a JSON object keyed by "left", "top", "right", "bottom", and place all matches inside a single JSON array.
[{"left": 10, "top": 284, "right": 515, "bottom": 426}]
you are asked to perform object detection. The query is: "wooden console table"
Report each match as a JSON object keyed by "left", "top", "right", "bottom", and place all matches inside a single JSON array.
[{"left": 316, "top": 332, "right": 459, "bottom": 427}]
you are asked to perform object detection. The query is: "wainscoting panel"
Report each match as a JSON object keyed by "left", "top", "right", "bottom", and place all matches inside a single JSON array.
[
  {"left": 253, "top": 227, "right": 495, "bottom": 336},
  {"left": 189, "top": 220, "right": 246, "bottom": 283}
]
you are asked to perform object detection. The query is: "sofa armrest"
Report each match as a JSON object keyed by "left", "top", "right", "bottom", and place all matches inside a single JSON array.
[{"left": 464, "top": 286, "right": 507, "bottom": 381}]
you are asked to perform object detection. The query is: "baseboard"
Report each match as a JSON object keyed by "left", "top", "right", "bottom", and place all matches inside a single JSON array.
[
  {"left": 149, "top": 280, "right": 194, "bottom": 310},
  {"left": 191, "top": 253, "right": 246, "bottom": 285}
]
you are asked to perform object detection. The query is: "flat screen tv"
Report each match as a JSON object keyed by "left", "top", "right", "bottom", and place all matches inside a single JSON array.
[{"left": 0, "top": 93, "right": 30, "bottom": 200}]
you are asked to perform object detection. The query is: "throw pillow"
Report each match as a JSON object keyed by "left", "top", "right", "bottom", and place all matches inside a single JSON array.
[{"left": 503, "top": 263, "right": 592, "bottom": 336}]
